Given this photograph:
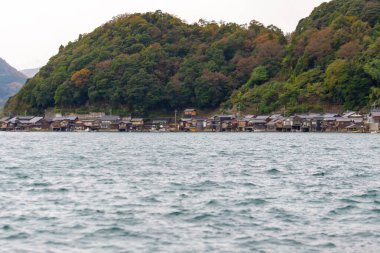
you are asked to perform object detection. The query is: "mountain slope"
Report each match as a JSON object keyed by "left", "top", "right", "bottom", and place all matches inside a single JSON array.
[
  {"left": 0, "top": 58, "right": 27, "bottom": 108},
  {"left": 3, "top": 11, "right": 286, "bottom": 115},
  {"left": 227, "top": 0, "right": 380, "bottom": 114},
  {"left": 4, "top": 0, "right": 380, "bottom": 115}
]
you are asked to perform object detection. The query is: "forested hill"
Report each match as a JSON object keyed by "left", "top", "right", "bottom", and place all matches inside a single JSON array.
[
  {"left": 4, "top": 11, "right": 286, "bottom": 115},
  {"left": 4, "top": 0, "right": 380, "bottom": 116},
  {"left": 0, "top": 58, "right": 27, "bottom": 108},
  {"left": 227, "top": 0, "right": 380, "bottom": 113}
]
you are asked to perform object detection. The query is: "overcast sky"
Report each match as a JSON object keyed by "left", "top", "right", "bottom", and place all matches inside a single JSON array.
[{"left": 0, "top": 0, "right": 328, "bottom": 70}]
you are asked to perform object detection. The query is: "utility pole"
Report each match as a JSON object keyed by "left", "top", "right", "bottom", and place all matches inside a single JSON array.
[{"left": 174, "top": 109, "right": 178, "bottom": 132}]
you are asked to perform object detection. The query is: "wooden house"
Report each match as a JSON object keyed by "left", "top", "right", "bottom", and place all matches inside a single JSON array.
[
  {"left": 248, "top": 118, "right": 268, "bottom": 132},
  {"left": 151, "top": 118, "right": 172, "bottom": 131},
  {"left": 0, "top": 117, "right": 10, "bottom": 131},
  {"left": 282, "top": 116, "right": 302, "bottom": 132},
  {"left": 206, "top": 115, "right": 236, "bottom": 132},
  {"left": 83, "top": 119, "right": 101, "bottom": 131},
  {"left": 183, "top": 109, "right": 197, "bottom": 118},
  {"left": 100, "top": 115, "right": 120, "bottom": 130},
  {"left": 335, "top": 118, "right": 353, "bottom": 132},
  {"left": 28, "top": 117, "right": 49, "bottom": 130},
  {"left": 118, "top": 119, "right": 132, "bottom": 132},
  {"left": 131, "top": 118, "right": 145, "bottom": 131},
  {"left": 266, "top": 118, "right": 284, "bottom": 132},
  {"left": 51, "top": 116, "right": 78, "bottom": 131}
]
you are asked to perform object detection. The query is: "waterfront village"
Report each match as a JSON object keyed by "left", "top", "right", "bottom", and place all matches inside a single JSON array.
[{"left": 1, "top": 109, "right": 380, "bottom": 133}]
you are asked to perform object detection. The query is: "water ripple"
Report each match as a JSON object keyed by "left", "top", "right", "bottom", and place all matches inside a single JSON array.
[{"left": 0, "top": 132, "right": 379, "bottom": 252}]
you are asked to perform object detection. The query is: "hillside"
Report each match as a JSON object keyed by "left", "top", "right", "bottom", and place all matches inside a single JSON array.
[
  {"left": 227, "top": 0, "right": 380, "bottom": 114},
  {"left": 4, "top": 11, "right": 285, "bottom": 115},
  {"left": 4, "top": 0, "right": 380, "bottom": 116},
  {"left": 0, "top": 58, "right": 27, "bottom": 108}
]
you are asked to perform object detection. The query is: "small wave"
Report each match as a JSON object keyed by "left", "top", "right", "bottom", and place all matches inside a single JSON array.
[
  {"left": 206, "top": 199, "right": 219, "bottom": 206},
  {"left": 313, "top": 172, "right": 326, "bottom": 177},
  {"left": 32, "top": 182, "right": 51, "bottom": 187},
  {"left": 2, "top": 225, "right": 12, "bottom": 231},
  {"left": 189, "top": 213, "right": 214, "bottom": 221},
  {"left": 242, "top": 182, "right": 256, "bottom": 187},
  {"left": 319, "top": 242, "right": 336, "bottom": 248},
  {"left": 5, "top": 232, "right": 29, "bottom": 240},
  {"left": 329, "top": 205, "right": 357, "bottom": 215},
  {"left": 141, "top": 196, "right": 161, "bottom": 203},
  {"left": 166, "top": 211, "right": 184, "bottom": 217},
  {"left": 340, "top": 198, "right": 361, "bottom": 204},
  {"left": 238, "top": 198, "right": 267, "bottom": 206},
  {"left": 267, "top": 168, "right": 280, "bottom": 174},
  {"left": 356, "top": 190, "right": 378, "bottom": 199}
]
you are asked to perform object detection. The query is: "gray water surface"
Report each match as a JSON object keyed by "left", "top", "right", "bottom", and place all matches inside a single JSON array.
[{"left": 0, "top": 132, "right": 379, "bottom": 252}]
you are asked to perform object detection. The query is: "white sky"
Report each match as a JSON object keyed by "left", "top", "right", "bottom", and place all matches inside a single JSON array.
[{"left": 0, "top": 0, "right": 328, "bottom": 70}]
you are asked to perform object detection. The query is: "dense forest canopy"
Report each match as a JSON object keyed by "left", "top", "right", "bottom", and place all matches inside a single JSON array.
[
  {"left": 227, "top": 0, "right": 380, "bottom": 113},
  {"left": 4, "top": 0, "right": 380, "bottom": 116}
]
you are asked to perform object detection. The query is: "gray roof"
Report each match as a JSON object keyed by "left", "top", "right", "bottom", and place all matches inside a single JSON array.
[
  {"left": 213, "top": 115, "right": 235, "bottom": 120},
  {"left": 7, "top": 117, "right": 18, "bottom": 124},
  {"left": 323, "top": 113, "right": 340, "bottom": 118},
  {"left": 336, "top": 118, "right": 352, "bottom": 122},
  {"left": 342, "top": 111, "right": 356, "bottom": 118},
  {"left": 29, "top": 117, "right": 44, "bottom": 124},
  {"left": 184, "top": 109, "right": 196, "bottom": 112},
  {"left": 17, "top": 116, "right": 34, "bottom": 120},
  {"left": 249, "top": 119, "right": 267, "bottom": 124},
  {"left": 52, "top": 116, "right": 78, "bottom": 122},
  {"left": 324, "top": 117, "right": 337, "bottom": 121},
  {"left": 256, "top": 115, "right": 270, "bottom": 120},
  {"left": 101, "top": 115, "right": 120, "bottom": 121},
  {"left": 371, "top": 111, "right": 380, "bottom": 117},
  {"left": 0, "top": 117, "right": 10, "bottom": 122},
  {"left": 269, "top": 114, "right": 282, "bottom": 120}
]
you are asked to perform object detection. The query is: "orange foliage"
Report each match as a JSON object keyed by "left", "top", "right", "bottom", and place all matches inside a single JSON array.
[
  {"left": 71, "top": 68, "right": 91, "bottom": 87},
  {"left": 96, "top": 60, "right": 112, "bottom": 70},
  {"left": 305, "top": 28, "right": 333, "bottom": 59},
  {"left": 337, "top": 41, "right": 362, "bottom": 59}
]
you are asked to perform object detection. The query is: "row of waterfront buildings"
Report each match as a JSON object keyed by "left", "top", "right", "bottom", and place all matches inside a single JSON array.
[{"left": 1, "top": 109, "right": 380, "bottom": 133}]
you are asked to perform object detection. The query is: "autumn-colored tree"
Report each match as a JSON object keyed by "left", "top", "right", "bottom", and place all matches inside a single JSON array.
[{"left": 71, "top": 68, "right": 91, "bottom": 87}]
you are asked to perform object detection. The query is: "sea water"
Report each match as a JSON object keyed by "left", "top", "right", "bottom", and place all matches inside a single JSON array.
[{"left": 0, "top": 132, "right": 379, "bottom": 252}]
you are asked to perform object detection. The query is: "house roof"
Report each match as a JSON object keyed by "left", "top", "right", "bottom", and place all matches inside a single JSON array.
[
  {"left": 0, "top": 117, "right": 10, "bottom": 122},
  {"left": 353, "top": 118, "right": 364, "bottom": 123},
  {"left": 323, "top": 113, "right": 340, "bottom": 118},
  {"left": 29, "top": 117, "right": 44, "bottom": 124},
  {"left": 101, "top": 115, "right": 120, "bottom": 121},
  {"left": 52, "top": 116, "right": 78, "bottom": 122},
  {"left": 255, "top": 115, "right": 270, "bottom": 120},
  {"left": 184, "top": 109, "right": 196, "bottom": 112},
  {"left": 249, "top": 119, "right": 267, "bottom": 124},
  {"left": 269, "top": 114, "right": 283, "bottom": 120},
  {"left": 336, "top": 118, "right": 352, "bottom": 122},
  {"left": 371, "top": 111, "right": 380, "bottom": 117},
  {"left": 213, "top": 115, "right": 235, "bottom": 120},
  {"left": 17, "top": 116, "right": 34, "bottom": 120},
  {"left": 7, "top": 117, "right": 18, "bottom": 124},
  {"left": 342, "top": 111, "right": 356, "bottom": 118},
  {"left": 324, "top": 117, "right": 337, "bottom": 121}
]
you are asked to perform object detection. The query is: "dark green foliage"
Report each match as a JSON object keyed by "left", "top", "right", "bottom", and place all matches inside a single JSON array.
[
  {"left": 228, "top": 0, "right": 380, "bottom": 114},
  {"left": 5, "top": 0, "right": 380, "bottom": 115},
  {"left": 4, "top": 11, "right": 285, "bottom": 115}
]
